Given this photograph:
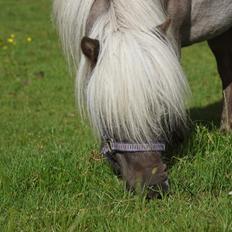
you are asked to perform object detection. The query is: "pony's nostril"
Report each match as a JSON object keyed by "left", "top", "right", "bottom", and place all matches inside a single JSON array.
[
  {"left": 162, "top": 179, "right": 169, "bottom": 192},
  {"left": 164, "top": 179, "right": 169, "bottom": 186},
  {"left": 163, "top": 164, "right": 167, "bottom": 172}
]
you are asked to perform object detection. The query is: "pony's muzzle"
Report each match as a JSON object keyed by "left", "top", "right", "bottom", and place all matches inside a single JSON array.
[{"left": 108, "top": 151, "right": 169, "bottom": 199}]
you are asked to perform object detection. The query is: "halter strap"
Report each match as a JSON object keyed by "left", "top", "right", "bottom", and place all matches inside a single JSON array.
[{"left": 101, "top": 139, "right": 165, "bottom": 156}]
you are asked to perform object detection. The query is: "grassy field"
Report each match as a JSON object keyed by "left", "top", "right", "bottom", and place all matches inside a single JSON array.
[{"left": 0, "top": 0, "right": 232, "bottom": 231}]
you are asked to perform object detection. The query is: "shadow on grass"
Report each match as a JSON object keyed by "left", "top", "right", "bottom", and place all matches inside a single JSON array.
[
  {"left": 190, "top": 100, "right": 222, "bottom": 129},
  {"left": 165, "top": 100, "right": 222, "bottom": 165}
]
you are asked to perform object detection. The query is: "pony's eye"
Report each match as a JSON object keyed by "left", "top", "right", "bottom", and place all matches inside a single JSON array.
[{"left": 81, "top": 37, "right": 100, "bottom": 63}]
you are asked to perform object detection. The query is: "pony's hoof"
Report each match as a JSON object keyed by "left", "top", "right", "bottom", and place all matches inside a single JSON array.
[{"left": 220, "top": 123, "right": 232, "bottom": 133}]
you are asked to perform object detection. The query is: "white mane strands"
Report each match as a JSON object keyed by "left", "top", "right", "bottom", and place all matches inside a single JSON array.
[{"left": 54, "top": 0, "right": 191, "bottom": 143}]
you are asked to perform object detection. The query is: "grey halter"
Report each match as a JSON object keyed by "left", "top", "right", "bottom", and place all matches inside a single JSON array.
[{"left": 101, "top": 139, "right": 166, "bottom": 156}]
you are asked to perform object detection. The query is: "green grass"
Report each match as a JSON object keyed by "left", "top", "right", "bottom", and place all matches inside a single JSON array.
[{"left": 0, "top": 0, "right": 232, "bottom": 231}]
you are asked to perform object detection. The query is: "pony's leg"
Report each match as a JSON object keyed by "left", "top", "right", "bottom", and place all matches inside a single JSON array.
[{"left": 208, "top": 28, "right": 232, "bottom": 132}]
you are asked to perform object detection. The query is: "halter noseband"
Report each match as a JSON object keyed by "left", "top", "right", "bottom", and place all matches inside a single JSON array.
[{"left": 101, "top": 139, "right": 165, "bottom": 156}]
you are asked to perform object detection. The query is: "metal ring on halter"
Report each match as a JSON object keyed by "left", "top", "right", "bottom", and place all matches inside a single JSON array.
[{"left": 101, "top": 138, "right": 166, "bottom": 157}]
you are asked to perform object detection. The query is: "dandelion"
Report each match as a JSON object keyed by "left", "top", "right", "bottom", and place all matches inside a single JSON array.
[
  {"left": 27, "top": 37, "right": 32, "bottom": 43},
  {"left": 7, "top": 38, "right": 14, "bottom": 44}
]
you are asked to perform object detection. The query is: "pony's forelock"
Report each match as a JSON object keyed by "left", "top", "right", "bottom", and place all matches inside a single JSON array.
[
  {"left": 53, "top": 0, "right": 94, "bottom": 68},
  {"left": 54, "top": 0, "right": 191, "bottom": 143}
]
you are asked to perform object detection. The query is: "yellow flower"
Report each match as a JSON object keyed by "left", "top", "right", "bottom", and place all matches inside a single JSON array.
[
  {"left": 10, "top": 34, "right": 15, "bottom": 38},
  {"left": 7, "top": 38, "right": 14, "bottom": 43},
  {"left": 27, "top": 37, "right": 32, "bottom": 43}
]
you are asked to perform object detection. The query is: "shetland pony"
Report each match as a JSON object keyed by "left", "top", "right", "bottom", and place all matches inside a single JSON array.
[{"left": 53, "top": 0, "right": 232, "bottom": 198}]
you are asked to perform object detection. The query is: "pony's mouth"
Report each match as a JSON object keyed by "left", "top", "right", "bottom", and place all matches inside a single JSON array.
[
  {"left": 146, "top": 179, "right": 169, "bottom": 199},
  {"left": 103, "top": 146, "right": 169, "bottom": 199}
]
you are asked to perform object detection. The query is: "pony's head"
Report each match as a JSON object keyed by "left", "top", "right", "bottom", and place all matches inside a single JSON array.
[{"left": 54, "top": 0, "right": 190, "bottom": 198}]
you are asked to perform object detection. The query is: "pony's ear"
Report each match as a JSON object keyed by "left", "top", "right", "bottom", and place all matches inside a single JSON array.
[
  {"left": 81, "top": 37, "right": 100, "bottom": 63},
  {"left": 157, "top": 17, "right": 171, "bottom": 34}
]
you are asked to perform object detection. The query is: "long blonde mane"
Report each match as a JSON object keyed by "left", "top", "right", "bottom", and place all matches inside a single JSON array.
[{"left": 53, "top": 0, "right": 190, "bottom": 143}]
